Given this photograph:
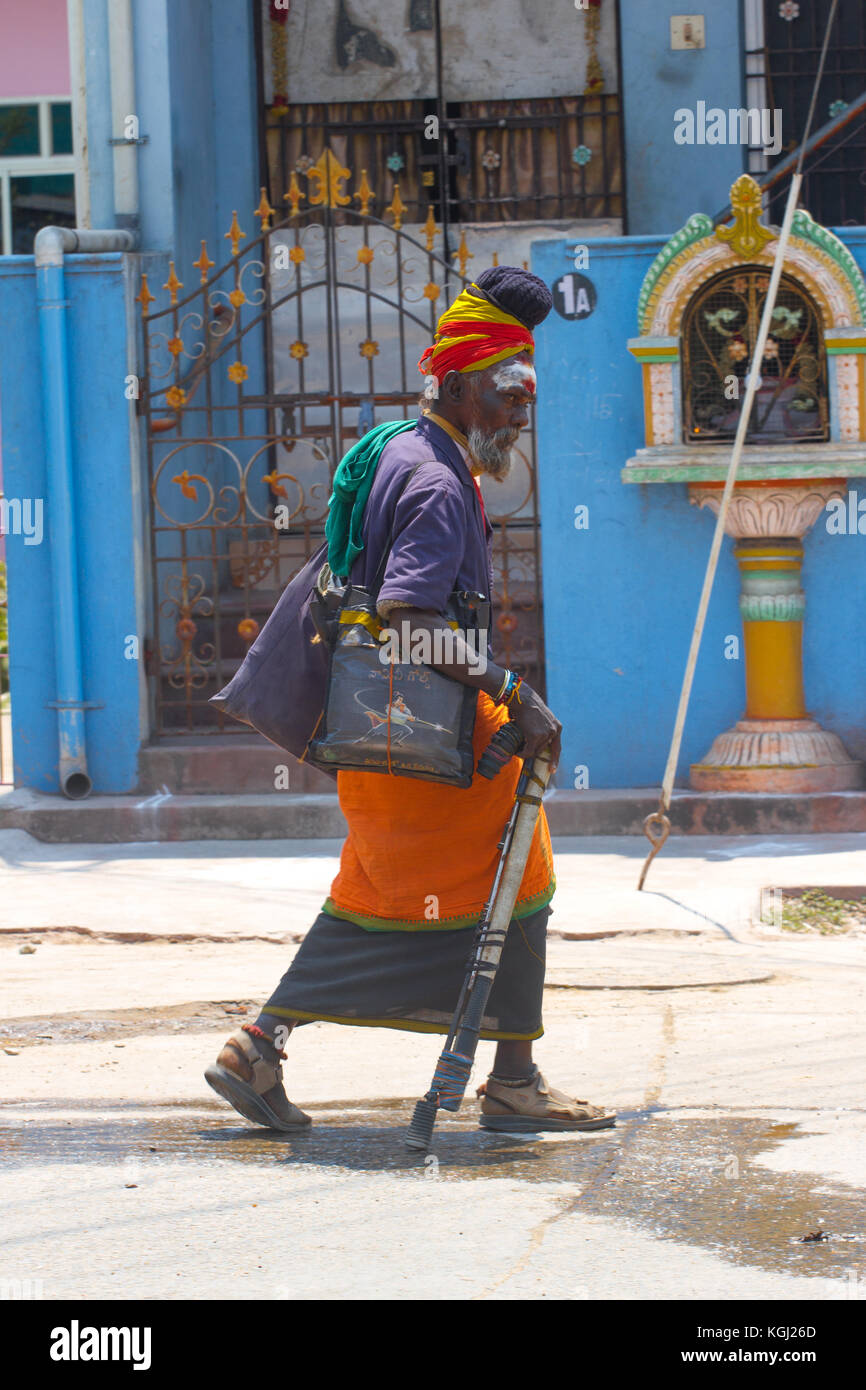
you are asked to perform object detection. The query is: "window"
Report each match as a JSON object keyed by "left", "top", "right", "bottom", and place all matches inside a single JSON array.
[
  {"left": 0, "top": 105, "right": 41, "bottom": 157},
  {"left": 0, "top": 98, "right": 75, "bottom": 256},
  {"left": 744, "top": 0, "right": 866, "bottom": 226},
  {"left": 682, "top": 266, "right": 829, "bottom": 446}
]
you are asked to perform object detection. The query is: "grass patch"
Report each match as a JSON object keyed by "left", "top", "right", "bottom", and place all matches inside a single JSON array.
[{"left": 764, "top": 888, "right": 866, "bottom": 936}]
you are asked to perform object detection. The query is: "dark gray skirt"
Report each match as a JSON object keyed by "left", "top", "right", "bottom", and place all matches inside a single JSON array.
[{"left": 264, "top": 903, "right": 551, "bottom": 1041}]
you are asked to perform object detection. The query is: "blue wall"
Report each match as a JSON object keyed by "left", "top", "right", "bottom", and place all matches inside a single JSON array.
[
  {"left": 163, "top": 0, "right": 260, "bottom": 278},
  {"left": 0, "top": 254, "right": 145, "bottom": 793},
  {"left": 1, "top": 0, "right": 268, "bottom": 794},
  {"left": 82, "top": 0, "right": 260, "bottom": 263},
  {"left": 619, "top": 0, "right": 745, "bottom": 234},
  {"left": 532, "top": 231, "right": 866, "bottom": 790}
]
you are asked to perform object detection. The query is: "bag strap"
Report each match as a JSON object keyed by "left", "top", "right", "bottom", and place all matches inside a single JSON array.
[{"left": 370, "top": 461, "right": 426, "bottom": 595}]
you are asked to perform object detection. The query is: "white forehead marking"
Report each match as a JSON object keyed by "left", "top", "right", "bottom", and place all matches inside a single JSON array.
[{"left": 492, "top": 361, "right": 537, "bottom": 392}]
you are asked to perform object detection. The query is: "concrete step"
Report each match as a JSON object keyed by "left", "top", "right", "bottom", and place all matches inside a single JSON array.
[
  {"left": 137, "top": 735, "right": 335, "bottom": 795},
  {"left": 3, "top": 786, "right": 866, "bottom": 844},
  {"left": 0, "top": 789, "right": 347, "bottom": 843},
  {"left": 543, "top": 788, "right": 866, "bottom": 836}
]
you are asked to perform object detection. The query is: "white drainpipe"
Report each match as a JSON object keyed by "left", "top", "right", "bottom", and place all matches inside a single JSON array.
[
  {"left": 107, "top": 0, "right": 140, "bottom": 226},
  {"left": 66, "top": 0, "right": 91, "bottom": 229}
]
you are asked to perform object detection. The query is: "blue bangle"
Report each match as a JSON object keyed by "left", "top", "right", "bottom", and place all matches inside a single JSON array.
[{"left": 497, "top": 670, "right": 519, "bottom": 706}]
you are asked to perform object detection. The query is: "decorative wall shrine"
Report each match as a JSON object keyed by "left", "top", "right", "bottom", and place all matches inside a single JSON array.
[{"left": 623, "top": 174, "right": 866, "bottom": 791}]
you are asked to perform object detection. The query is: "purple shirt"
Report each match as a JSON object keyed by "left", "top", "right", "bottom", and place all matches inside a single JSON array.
[{"left": 349, "top": 415, "right": 494, "bottom": 612}]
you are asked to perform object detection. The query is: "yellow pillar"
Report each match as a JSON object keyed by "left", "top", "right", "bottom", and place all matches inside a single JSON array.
[{"left": 736, "top": 540, "right": 807, "bottom": 720}]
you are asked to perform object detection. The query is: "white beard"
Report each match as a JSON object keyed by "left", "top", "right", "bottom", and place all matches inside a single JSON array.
[{"left": 467, "top": 426, "right": 519, "bottom": 480}]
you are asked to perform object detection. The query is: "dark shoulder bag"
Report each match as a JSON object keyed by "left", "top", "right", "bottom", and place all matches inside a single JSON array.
[{"left": 209, "top": 539, "right": 335, "bottom": 776}]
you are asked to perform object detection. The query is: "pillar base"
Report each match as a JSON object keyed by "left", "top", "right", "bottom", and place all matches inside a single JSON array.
[{"left": 690, "top": 719, "right": 864, "bottom": 793}]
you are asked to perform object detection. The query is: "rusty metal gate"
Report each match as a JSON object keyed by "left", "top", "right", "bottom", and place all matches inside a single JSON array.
[{"left": 138, "top": 154, "right": 547, "bottom": 736}]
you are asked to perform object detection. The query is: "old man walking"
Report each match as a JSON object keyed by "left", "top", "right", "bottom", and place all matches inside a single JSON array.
[{"left": 206, "top": 266, "right": 615, "bottom": 1134}]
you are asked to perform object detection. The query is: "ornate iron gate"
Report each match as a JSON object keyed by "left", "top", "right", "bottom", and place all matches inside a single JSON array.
[{"left": 138, "top": 154, "right": 546, "bottom": 736}]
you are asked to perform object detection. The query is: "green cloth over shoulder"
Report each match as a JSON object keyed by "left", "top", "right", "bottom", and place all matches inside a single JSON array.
[{"left": 325, "top": 419, "right": 418, "bottom": 578}]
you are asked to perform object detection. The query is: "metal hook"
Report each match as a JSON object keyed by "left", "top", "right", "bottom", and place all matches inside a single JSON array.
[{"left": 637, "top": 809, "right": 671, "bottom": 891}]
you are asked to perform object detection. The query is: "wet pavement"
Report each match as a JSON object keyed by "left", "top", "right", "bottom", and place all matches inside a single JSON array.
[{"left": 2, "top": 1097, "right": 864, "bottom": 1297}]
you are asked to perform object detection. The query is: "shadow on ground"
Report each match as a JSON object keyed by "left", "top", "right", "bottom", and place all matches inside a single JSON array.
[{"left": 1, "top": 1099, "right": 864, "bottom": 1286}]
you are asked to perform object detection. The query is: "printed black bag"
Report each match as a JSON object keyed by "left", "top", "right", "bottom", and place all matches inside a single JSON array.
[{"left": 306, "top": 576, "right": 487, "bottom": 787}]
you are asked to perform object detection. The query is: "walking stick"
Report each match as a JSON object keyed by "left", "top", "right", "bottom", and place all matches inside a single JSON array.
[{"left": 404, "top": 740, "right": 553, "bottom": 1151}]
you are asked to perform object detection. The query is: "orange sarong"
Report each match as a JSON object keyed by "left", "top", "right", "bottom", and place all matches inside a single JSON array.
[{"left": 323, "top": 691, "right": 556, "bottom": 930}]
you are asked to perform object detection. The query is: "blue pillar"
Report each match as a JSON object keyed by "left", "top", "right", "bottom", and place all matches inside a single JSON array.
[
  {"left": 36, "top": 253, "right": 91, "bottom": 795},
  {"left": 619, "top": 0, "right": 745, "bottom": 235}
]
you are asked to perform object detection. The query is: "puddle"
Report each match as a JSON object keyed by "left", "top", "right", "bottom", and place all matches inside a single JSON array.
[{"left": 0, "top": 1101, "right": 863, "bottom": 1283}]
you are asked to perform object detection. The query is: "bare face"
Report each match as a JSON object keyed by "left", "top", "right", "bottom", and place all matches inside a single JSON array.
[{"left": 440, "top": 352, "right": 537, "bottom": 479}]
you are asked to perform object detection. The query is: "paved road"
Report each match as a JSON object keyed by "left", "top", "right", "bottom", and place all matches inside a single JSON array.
[{"left": 2, "top": 829, "right": 865, "bottom": 1300}]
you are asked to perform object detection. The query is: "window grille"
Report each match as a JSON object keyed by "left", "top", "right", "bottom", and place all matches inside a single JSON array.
[
  {"left": 264, "top": 96, "right": 623, "bottom": 227},
  {"left": 682, "top": 266, "right": 828, "bottom": 446}
]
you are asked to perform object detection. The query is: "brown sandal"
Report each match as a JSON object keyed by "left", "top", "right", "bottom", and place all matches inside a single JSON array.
[
  {"left": 205, "top": 1029, "right": 311, "bottom": 1133},
  {"left": 478, "top": 1067, "right": 616, "bottom": 1133}
]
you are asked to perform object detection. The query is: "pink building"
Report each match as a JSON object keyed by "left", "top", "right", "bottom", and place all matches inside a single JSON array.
[{"left": 0, "top": 0, "right": 73, "bottom": 255}]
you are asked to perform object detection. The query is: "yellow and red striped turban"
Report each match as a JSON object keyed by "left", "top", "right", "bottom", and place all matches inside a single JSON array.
[{"left": 418, "top": 285, "right": 533, "bottom": 381}]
